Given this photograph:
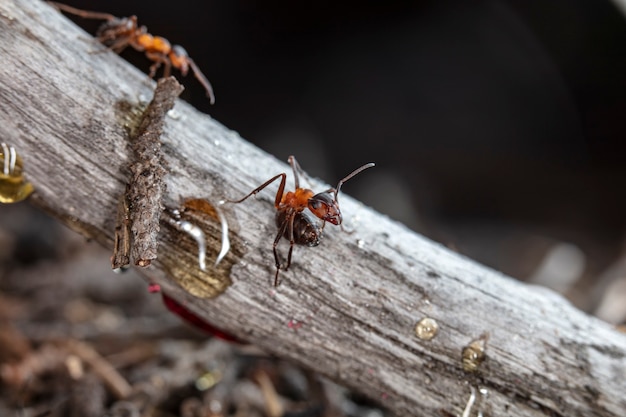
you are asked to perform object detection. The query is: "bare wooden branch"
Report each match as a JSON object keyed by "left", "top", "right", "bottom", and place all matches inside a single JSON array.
[{"left": 1, "top": 1, "right": 625, "bottom": 416}]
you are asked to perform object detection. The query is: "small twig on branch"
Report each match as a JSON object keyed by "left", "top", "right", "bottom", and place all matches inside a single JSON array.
[
  {"left": 64, "top": 339, "right": 133, "bottom": 400},
  {"left": 127, "top": 76, "right": 184, "bottom": 267}
]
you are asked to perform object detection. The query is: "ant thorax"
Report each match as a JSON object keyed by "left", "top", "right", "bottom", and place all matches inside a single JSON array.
[{"left": 279, "top": 188, "right": 314, "bottom": 210}]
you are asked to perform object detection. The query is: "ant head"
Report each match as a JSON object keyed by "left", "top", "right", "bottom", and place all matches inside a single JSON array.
[
  {"left": 308, "top": 162, "right": 375, "bottom": 226},
  {"left": 171, "top": 45, "right": 190, "bottom": 75},
  {"left": 308, "top": 192, "right": 342, "bottom": 225}
]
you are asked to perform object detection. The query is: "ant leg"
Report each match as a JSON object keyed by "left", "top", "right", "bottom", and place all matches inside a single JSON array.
[
  {"left": 285, "top": 210, "right": 297, "bottom": 272},
  {"left": 272, "top": 213, "right": 291, "bottom": 286},
  {"left": 187, "top": 57, "right": 216, "bottom": 104},
  {"left": 93, "top": 31, "right": 135, "bottom": 54},
  {"left": 87, "top": 36, "right": 130, "bottom": 54},
  {"left": 273, "top": 264, "right": 281, "bottom": 287},
  {"left": 162, "top": 60, "right": 172, "bottom": 78},
  {"left": 145, "top": 52, "right": 167, "bottom": 78},
  {"left": 225, "top": 173, "right": 287, "bottom": 208},
  {"left": 340, "top": 223, "right": 355, "bottom": 234},
  {"left": 288, "top": 155, "right": 311, "bottom": 189},
  {"left": 148, "top": 62, "right": 161, "bottom": 78},
  {"left": 288, "top": 155, "right": 301, "bottom": 189}
]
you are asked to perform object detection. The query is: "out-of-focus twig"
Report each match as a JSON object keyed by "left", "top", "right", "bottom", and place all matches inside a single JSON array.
[{"left": 64, "top": 339, "right": 132, "bottom": 399}]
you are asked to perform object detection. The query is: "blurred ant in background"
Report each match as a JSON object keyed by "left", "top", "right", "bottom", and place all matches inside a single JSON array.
[
  {"left": 227, "top": 156, "right": 374, "bottom": 286},
  {"left": 48, "top": 2, "right": 215, "bottom": 104}
]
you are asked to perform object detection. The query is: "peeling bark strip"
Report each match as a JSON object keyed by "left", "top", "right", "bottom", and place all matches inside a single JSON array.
[
  {"left": 127, "top": 77, "right": 184, "bottom": 267},
  {"left": 111, "top": 188, "right": 131, "bottom": 269},
  {"left": 2, "top": 1, "right": 626, "bottom": 416}
]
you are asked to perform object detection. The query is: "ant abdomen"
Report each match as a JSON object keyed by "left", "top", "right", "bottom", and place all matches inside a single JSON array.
[
  {"left": 276, "top": 210, "right": 322, "bottom": 247},
  {"left": 96, "top": 17, "right": 133, "bottom": 42}
]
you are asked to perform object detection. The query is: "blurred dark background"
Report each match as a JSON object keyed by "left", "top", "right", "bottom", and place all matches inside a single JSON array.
[{"left": 41, "top": 0, "right": 626, "bottom": 319}]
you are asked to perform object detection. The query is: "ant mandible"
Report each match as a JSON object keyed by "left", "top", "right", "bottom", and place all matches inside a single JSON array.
[
  {"left": 48, "top": 2, "right": 215, "bottom": 104},
  {"left": 227, "top": 156, "right": 375, "bottom": 286}
]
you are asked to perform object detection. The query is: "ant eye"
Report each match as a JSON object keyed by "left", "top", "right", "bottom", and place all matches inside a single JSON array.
[{"left": 310, "top": 200, "right": 321, "bottom": 210}]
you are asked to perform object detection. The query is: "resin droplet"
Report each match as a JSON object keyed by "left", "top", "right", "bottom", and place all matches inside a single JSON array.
[
  {"left": 177, "top": 219, "right": 207, "bottom": 271},
  {"left": 415, "top": 317, "right": 439, "bottom": 341},
  {"left": 462, "top": 332, "right": 489, "bottom": 372},
  {"left": 0, "top": 143, "right": 34, "bottom": 203},
  {"left": 166, "top": 108, "right": 181, "bottom": 120}
]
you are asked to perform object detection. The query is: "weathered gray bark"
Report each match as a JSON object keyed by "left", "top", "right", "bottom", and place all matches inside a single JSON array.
[{"left": 1, "top": 1, "right": 625, "bottom": 415}]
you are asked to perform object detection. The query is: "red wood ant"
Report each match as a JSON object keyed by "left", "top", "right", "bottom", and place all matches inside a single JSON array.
[
  {"left": 227, "top": 156, "right": 374, "bottom": 286},
  {"left": 48, "top": 2, "right": 215, "bottom": 104}
]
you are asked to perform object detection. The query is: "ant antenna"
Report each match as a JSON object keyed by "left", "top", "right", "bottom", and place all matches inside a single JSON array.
[{"left": 334, "top": 162, "right": 375, "bottom": 201}]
